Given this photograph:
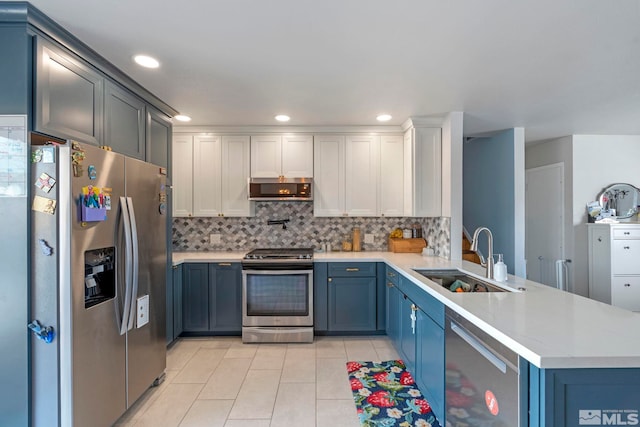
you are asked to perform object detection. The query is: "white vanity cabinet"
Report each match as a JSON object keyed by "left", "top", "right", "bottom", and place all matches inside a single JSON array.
[{"left": 588, "top": 223, "right": 640, "bottom": 311}]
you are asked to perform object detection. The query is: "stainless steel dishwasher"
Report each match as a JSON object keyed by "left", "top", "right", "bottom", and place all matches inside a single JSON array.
[{"left": 445, "top": 308, "right": 520, "bottom": 427}]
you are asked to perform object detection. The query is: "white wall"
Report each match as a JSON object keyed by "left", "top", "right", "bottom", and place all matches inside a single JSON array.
[
  {"left": 463, "top": 128, "right": 526, "bottom": 277},
  {"left": 525, "top": 134, "right": 640, "bottom": 297},
  {"left": 572, "top": 135, "right": 640, "bottom": 296}
]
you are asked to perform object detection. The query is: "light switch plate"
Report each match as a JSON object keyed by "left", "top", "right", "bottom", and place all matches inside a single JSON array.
[
  {"left": 137, "top": 295, "right": 149, "bottom": 328},
  {"left": 210, "top": 234, "right": 221, "bottom": 244},
  {"left": 364, "top": 234, "right": 374, "bottom": 244}
]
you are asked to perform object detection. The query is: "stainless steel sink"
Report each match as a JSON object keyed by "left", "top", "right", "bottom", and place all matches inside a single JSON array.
[{"left": 414, "top": 269, "right": 512, "bottom": 293}]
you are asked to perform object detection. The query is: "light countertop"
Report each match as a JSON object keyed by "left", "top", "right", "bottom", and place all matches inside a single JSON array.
[{"left": 172, "top": 250, "right": 640, "bottom": 369}]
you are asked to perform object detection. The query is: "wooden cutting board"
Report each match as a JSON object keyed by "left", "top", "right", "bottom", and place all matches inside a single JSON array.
[{"left": 388, "top": 237, "right": 427, "bottom": 253}]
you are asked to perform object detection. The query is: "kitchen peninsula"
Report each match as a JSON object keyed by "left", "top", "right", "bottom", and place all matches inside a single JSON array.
[{"left": 173, "top": 250, "right": 640, "bottom": 426}]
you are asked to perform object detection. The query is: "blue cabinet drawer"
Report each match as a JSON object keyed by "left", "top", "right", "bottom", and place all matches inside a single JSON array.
[
  {"left": 385, "top": 266, "right": 400, "bottom": 285},
  {"left": 400, "top": 276, "right": 444, "bottom": 328},
  {"left": 328, "top": 262, "right": 376, "bottom": 277}
]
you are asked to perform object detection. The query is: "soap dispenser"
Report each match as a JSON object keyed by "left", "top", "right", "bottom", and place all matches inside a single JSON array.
[{"left": 494, "top": 254, "right": 508, "bottom": 282}]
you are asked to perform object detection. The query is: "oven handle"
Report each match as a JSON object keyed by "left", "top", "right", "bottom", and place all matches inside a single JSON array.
[
  {"left": 451, "top": 322, "right": 507, "bottom": 374},
  {"left": 242, "top": 269, "right": 313, "bottom": 275}
]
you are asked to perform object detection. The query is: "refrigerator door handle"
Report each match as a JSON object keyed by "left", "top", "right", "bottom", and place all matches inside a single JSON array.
[
  {"left": 126, "top": 197, "right": 139, "bottom": 331},
  {"left": 119, "top": 196, "right": 134, "bottom": 335}
]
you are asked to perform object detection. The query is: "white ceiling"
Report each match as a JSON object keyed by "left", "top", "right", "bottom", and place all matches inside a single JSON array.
[{"left": 22, "top": 0, "right": 640, "bottom": 142}]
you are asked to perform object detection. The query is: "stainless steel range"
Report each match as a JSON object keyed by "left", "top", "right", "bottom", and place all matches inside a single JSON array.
[{"left": 241, "top": 248, "right": 314, "bottom": 343}]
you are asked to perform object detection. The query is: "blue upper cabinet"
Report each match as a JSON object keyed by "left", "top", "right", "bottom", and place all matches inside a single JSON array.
[
  {"left": 147, "top": 106, "right": 172, "bottom": 169},
  {"left": 104, "top": 81, "right": 146, "bottom": 160},
  {"left": 35, "top": 37, "right": 103, "bottom": 145}
]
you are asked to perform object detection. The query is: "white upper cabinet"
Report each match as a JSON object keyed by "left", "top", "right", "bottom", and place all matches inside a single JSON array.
[
  {"left": 345, "top": 135, "right": 380, "bottom": 216},
  {"left": 314, "top": 134, "right": 382, "bottom": 217},
  {"left": 251, "top": 134, "right": 313, "bottom": 178},
  {"left": 221, "top": 136, "right": 253, "bottom": 216},
  {"left": 379, "top": 135, "right": 405, "bottom": 217},
  {"left": 313, "top": 135, "right": 346, "bottom": 216},
  {"left": 250, "top": 135, "right": 282, "bottom": 177},
  {"left": 172, "top": 134, "right": 194, "bottom": 217},
  {"left": 193, "top": 135, "right": 222, "bottom": 217},
  {"left": 404, "top": 127, "right": 442, "bottom": 217},
  {"left": 172, "top": 133, "right": 254, "bottom": 217},
  {"left": 282, "top": 134, "right": 313, "bottom": 177}
]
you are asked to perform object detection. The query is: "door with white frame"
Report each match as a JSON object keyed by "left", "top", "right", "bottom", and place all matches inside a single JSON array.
[{"left": 525, "top": 163, "right": 566, "bottom": 289}]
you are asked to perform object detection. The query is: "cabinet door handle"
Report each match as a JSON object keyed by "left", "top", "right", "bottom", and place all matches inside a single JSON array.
[
  {"left": 387, "top": 272, "right": 396, "bottom": 277},
  {"left": 386, "top": 282, "right": 394, "bottom": 288},
  {"left": 219, "top": 262, "right": 231, "bottom": 266},
  {"left": 624, "top": 232, "right": 631, "bottom": 235},
  {"left": 624, "top": 246, "right": 631, "bottom": 250},
  {"left": 328, "top": 278, "right": 332, "bottom": 282},
  {"left": 346, "top": 268, "right": 359, "bottom": 272},
  {"left": 624, "top": 283, "right": 631, "bottom": 287},
  {"left": 172, "top": 265, "right": 178, "bottom": 270}
]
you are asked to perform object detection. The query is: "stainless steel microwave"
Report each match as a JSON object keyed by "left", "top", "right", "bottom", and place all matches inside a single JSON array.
[{"left": 248, "top": 177, "right": 312, "bottom": 201}]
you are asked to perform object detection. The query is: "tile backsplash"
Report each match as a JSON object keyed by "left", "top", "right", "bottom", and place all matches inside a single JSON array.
[{"left": 172, "top": 202, "right": 451, "bottom": 257}]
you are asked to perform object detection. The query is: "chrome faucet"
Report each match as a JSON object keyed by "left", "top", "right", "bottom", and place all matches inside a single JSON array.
[{"left": 470, "top": 227, "right": 494, "bottom": 279}]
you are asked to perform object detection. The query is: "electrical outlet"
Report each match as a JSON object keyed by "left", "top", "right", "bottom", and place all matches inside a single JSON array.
[
  {"left": 364, "top": 234, "right": 374, "bottom": 244},
  {"left": 209, "top": 234, "right": 221, "bottom": 245}
]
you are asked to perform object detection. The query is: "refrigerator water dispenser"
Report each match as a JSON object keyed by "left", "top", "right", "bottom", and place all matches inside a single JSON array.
[{"left": 84, "top": 247, "right": 116, "bottom": 308}]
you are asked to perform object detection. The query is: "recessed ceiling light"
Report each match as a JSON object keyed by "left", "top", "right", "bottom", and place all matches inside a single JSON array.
[
  {"left": 174, "top": 115, "right": 192, "bottom": 122},
  {"left": 133, "top": 55, "right": 159, "bottom": 69},
  {"left": 376, "top": 114, "right": 392, "bottom": 122},
  {"left": 275, "top": 115, "right": 290, "bottom": 122}
]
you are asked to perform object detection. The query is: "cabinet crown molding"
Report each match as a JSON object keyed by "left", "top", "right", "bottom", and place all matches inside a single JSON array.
[
  {"left": 174, "top": 125, "right": 405, "bottom": 134},
  {"left": 401, "top": 117, "right": 445, "bottom": 132}
]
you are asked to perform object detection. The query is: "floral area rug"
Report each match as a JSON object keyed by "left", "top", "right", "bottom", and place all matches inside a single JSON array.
[{"left": 347, "top": 360, "right": 441, "bottom": 427}]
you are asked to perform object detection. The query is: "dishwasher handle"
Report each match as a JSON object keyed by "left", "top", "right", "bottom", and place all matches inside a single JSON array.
[{"left": 451, "top": 322, "right": 507, "bottom": 374}]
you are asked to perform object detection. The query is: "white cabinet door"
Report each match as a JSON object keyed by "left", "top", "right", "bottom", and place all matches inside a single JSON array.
[
  {"left": 172, "top": 134, "right": 193, "bottom": 217},
  {"left": 193, "top": 135, "right": 222, "bottom": 217},
  {"left": 282, "top": 134, "right": 313, "bottom": 177},
  {"left": 612, "top": 276, "right": 640, "bottom": 311},
  {"left": 345, "top": 135, "right": 379, "bottom": 216},
  {"left": 379, "top": 135, "right": 404, "bottom": 217},
  {"left": 251, "top": 135, "right": 282, "bottom": 177},
  {"left": 405, "top": 127, "right": 442, "bottom": 217},
  {"left": 221, "top": 135, "right": 253, "bottom": 217},
  {"left": 313, "top": 135, "right": 345, "bottom": 216}
]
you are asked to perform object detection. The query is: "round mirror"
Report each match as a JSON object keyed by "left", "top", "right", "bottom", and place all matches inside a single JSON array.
[{"left": 598, "top": 183, "right": 640, "bottom": 219}]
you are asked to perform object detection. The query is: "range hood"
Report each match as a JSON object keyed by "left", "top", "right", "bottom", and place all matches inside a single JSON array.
[{"left": 248, "top": 177, "right": 312, "bottom": 201}]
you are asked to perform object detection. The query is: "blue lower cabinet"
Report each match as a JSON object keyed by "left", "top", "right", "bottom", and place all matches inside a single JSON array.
[
  {"left": 530, "top": 366, "right": 640, "bottom": 427},
  {"left": 314, "top": 263, "right": 329, "bottom": 332},
  {"left": 172, "top": 264, "right": 183, "bottom": 340},
  {"left": 399, "top": 294, "right": 417, "bottom": 371},
  {"left": 416, "top": 308, "right": 444, "bottom": 424},
  {"left": 182, "top": 262, "right": 242, "bottom": 334},
  {"left": 208, "top": 262, "right": 242, "bottom": 333},
  {"left": 386, "top": 281, "right": 401, "bottom": 349},
  {"left": 182, "top": 263, "right": 209, "bottom": 332},
  {"left": 328, "top": 275, "right": 377, "bottom": 332}
]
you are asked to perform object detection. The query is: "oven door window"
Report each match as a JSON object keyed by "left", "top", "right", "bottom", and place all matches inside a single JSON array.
[{"left": 245, "top": 273, "right": 309, "bottom": 316}]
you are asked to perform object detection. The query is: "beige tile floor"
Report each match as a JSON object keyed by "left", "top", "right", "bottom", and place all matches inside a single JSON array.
[{"left": 114, "top": 335, "right": 400, "bottom": 427}]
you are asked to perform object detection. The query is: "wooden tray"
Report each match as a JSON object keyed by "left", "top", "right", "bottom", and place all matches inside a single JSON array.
[{"left": 388, "top": 237, "right": 427, "bottom": 253}]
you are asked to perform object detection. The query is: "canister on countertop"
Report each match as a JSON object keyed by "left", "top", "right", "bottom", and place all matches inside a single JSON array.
[
  {"left": 402, "top": 229, "right": 412, "bottom": 239},
  {"left": 352, "top": 227, "right": 361, "bottom": 252},
  {"left": 342, "top": 235, "right": 352, "bottom": 251},
  {"left": 412, "top": 223, "right": 423, "bottom": 238}
]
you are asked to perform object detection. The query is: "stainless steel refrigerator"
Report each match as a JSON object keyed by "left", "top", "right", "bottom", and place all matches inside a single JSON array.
[{"left": 31, "top": 141, "right": 167, "bottom": 427}]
